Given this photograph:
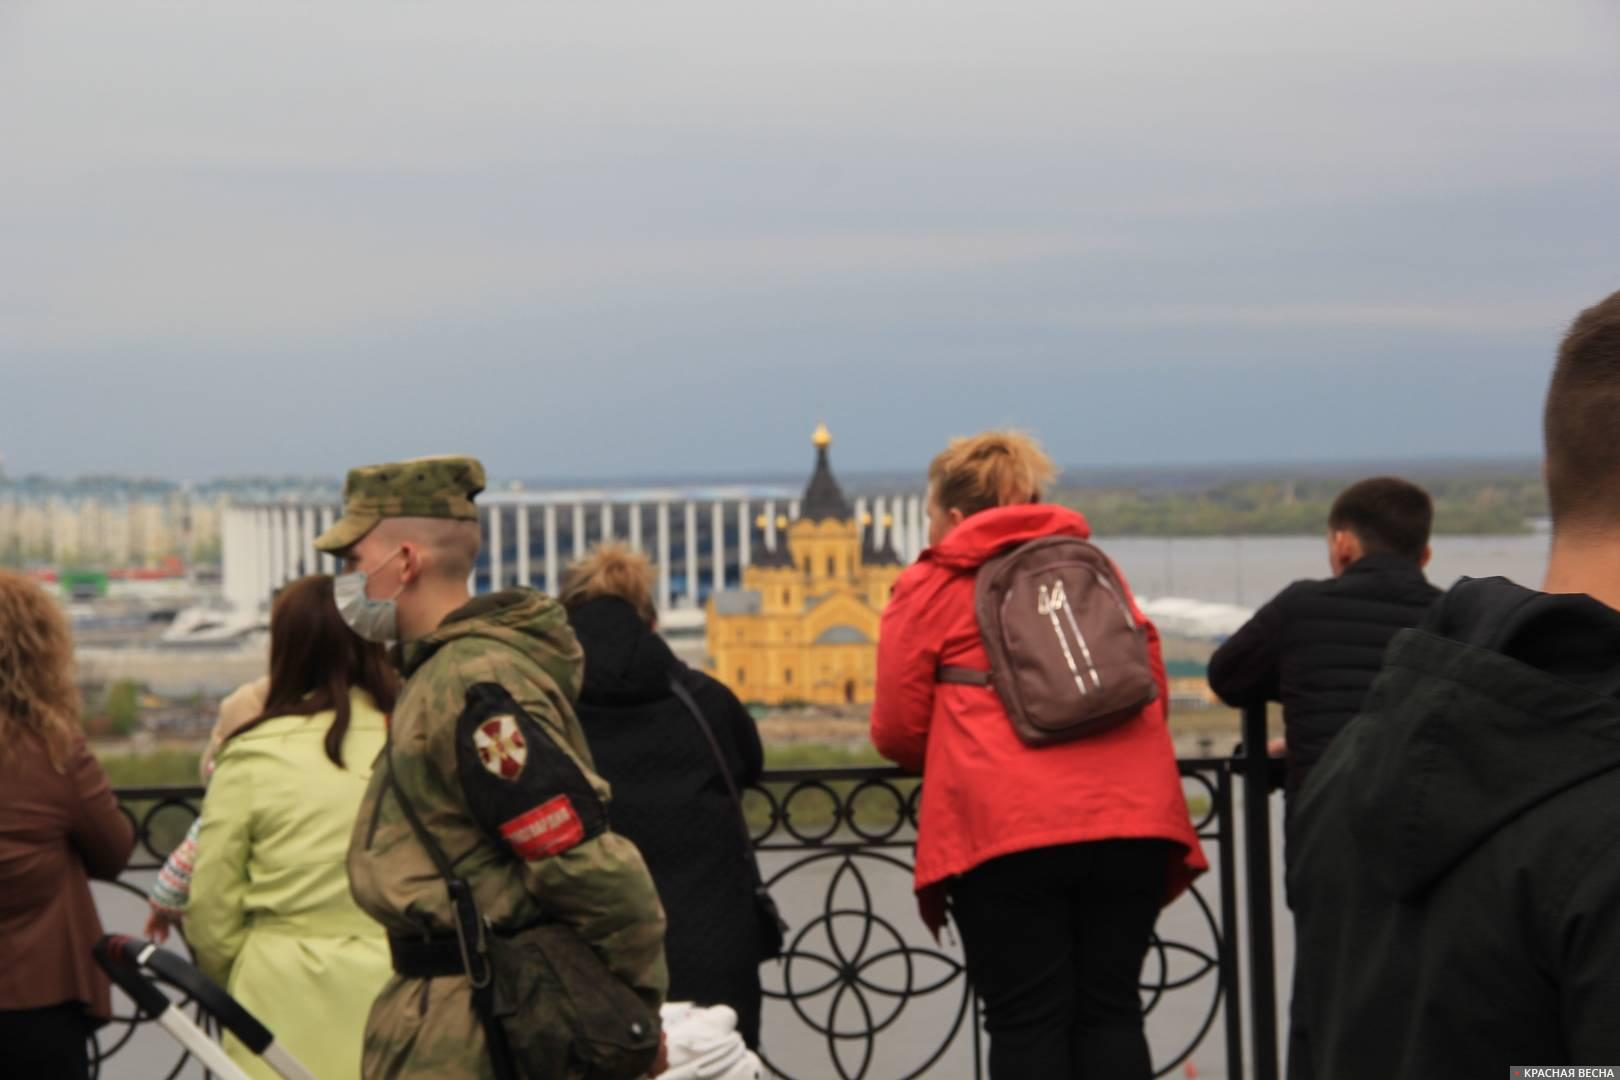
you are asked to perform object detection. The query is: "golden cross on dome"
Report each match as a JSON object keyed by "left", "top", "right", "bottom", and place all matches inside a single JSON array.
[{"left": 812, "top": 422, "right": 832, "bottom": 449}]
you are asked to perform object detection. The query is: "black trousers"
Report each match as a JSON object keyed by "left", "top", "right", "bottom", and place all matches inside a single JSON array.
[
  {"left": 948, "top": 839, "right": 1171, "bottom": 1080},
  {"left": 0, "top": 1002, "right": 94, "bottom": 1080}
]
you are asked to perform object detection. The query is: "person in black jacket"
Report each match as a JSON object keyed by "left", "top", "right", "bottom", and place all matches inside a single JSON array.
[
  {"left": 560, "top": 544, "right": 768, "bottom": 1049},
  {"left": 1208, "top": 476, "right": 1442, "bottom": 809},
  {"left": 1209, "top": 475, "right": 1440, "bottom": 1080},
  {"left": 1289, "top": 288, "right": 1620, "bottom": 1077}
]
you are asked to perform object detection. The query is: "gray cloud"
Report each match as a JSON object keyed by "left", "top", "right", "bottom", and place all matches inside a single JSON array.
[{"left": 1, "top": 0, "right": 1617, "bottom": 480}]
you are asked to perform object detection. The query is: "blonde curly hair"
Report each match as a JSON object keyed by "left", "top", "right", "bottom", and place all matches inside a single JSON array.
[
  {"left": 928, "top": 429, "right": 1058, "bottom": 517},
  {"left": 559, "top": 544, "right": 658, "bottom": 626},
  {"left": 0, "top": 570, "right": 82, "bottom": 772}
]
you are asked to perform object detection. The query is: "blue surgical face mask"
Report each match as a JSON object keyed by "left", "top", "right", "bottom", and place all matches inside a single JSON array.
[{"left": 333, "top": 548, "right": 405, "bottom": 644}]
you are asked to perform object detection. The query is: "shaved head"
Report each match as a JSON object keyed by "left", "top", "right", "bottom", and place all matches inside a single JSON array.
[{"left": 367, "top": 517, "right": 481, "bottom": 581}]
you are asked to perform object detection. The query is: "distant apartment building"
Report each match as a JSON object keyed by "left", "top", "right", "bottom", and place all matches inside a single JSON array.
[
  {"left": 0, "top": 494, "right": 200, "bottom": 567},
  {"left": 0, "top": 500, "right": 52, "bottom": 562},
  {"left": 0, "top": 475, "right": 331, "bottom": 568}
]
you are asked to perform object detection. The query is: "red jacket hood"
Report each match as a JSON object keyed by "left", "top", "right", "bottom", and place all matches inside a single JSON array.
[{"left": 926, "top": 503, "right": 1092, "bottom": 572}]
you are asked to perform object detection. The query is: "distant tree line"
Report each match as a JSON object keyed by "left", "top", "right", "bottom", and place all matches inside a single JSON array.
[{"left": 1055, "top": 472, "right": 1547, "bottom": 537}]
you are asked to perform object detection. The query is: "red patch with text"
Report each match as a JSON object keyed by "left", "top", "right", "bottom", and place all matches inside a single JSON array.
[{"left": 499, "top": 795, "right": 586, "bottom": 861}]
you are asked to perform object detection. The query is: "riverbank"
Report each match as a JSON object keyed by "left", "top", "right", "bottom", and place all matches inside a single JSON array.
[
  {"left": 1053, "top": 464, "right": 1544, "bottom": 536},
  {"left": 96, "top": 700, "right": 1265, "bottom": 789}
]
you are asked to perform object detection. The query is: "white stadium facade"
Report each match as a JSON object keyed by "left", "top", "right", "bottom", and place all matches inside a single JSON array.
[{"left": 221, "top": 485, "right": 930, "bottom": 628}]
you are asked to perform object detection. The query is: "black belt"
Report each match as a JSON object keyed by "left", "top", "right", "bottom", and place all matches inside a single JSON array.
[{"left": 389, "top": 934, "right": 466, "bottom": 979}]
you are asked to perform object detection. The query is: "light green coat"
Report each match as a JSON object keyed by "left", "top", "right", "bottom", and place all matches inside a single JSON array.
[{"left": 188, "top": 691, "right": 392, "bottom": 1080}]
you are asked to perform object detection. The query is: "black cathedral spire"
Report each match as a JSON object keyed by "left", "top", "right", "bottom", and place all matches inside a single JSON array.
[{"left": 799, "top": 423, "right": 852, "bottom": 523}]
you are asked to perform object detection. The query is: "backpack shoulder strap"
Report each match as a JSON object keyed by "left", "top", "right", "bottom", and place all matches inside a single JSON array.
[
  {"left": 382, "top": 739, "right": 517, "bottom": 1078},
  {"left": 667, "top": 676, "right": 756, "bottom": 860},
  {"left": 384, "top": 737, "right": 458, "bottom": 881},
  {"left": 937, "top": 665, "right": 993, "bottom": 687}
]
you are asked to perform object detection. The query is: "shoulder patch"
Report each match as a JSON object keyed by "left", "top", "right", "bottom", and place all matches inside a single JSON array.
[
  {"left": 456, "top": 683, "right": 606, "bottom": 861},
  {"left": 472, "top": 714, "right": 527, "bottom": 780}
]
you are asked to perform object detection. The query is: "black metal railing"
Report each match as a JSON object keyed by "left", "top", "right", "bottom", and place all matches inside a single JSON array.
[
  {"left": 1239, "top": 701, "right": 1281, "bottom": 1080},
  {"left": 95, "top": 785, "right": 212, "bottom": 1080},
  {"left": 101, "top": 746, "right": 1278, "bottom": 1080}
]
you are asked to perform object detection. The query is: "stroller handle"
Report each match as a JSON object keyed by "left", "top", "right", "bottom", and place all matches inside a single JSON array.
[
  {"left": 92, "top": 935, "right": 172, "bottom": 1019},
  {"left": 93, "top": 934, "right": 274, "bottom": 1054}
]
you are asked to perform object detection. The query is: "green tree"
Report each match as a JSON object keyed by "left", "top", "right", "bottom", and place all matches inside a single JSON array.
[
  {"left": 190, "top": 537, "right": 223, "bottom": 564},
  {"left": 105, "top": 679, "right": 143, "bottom": 736}
]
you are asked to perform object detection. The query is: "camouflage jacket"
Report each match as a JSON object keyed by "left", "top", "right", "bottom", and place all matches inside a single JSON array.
[{"left": 349, "top": 589, "right": 667, "bottom": 1080}]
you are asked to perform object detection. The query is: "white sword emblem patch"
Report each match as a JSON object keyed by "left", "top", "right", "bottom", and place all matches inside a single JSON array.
[{"left": 474, "top": 715, "right": 527, "bottom": 780}]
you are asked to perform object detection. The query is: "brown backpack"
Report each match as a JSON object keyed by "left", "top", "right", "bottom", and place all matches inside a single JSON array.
[{"left": 937, "top": 536, "right": 1158, "bottom": 746}]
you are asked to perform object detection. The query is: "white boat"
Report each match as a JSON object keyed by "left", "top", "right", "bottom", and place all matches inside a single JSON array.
[
  {"left": 1136, "top": 596, "right": 1255, "bottom": 641},
  {"left": 160, "top": 604, "right": 268, "bottom": 647}
]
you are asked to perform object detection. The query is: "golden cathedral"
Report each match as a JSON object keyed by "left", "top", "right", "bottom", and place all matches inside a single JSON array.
[{"left": 705, "top": 426, "right": 904, "bottom": 705}]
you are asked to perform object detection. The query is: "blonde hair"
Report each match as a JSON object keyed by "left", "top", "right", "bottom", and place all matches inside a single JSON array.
[
  {"left": 0, "top": 571, "right": 82, "bottom": 771},
  {"left": 559, "top": 544, "right": 658, "bottom": 626},
  {"left": 928, "top": 430, "right": 1058, "bottom": 517}
]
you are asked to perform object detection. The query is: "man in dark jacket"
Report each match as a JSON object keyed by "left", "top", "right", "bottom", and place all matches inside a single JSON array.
[
  {"left": 1289, "top": 288, "right": 1620, "bottom": 1076},
  {"left": 1209, "top": 476, "right": 1441, "bottom": 1080},
  {"left": 1208, "top": 476, "right": 1442, "bottom": 807}
]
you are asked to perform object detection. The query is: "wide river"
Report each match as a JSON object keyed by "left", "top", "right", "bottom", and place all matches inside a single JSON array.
[{"left": 1101, "top": 531, "right": 1550, "bottom": 610}]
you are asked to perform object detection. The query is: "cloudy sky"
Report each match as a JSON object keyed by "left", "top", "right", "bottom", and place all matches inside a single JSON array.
[{"left": 2, "top": 1, "right": 1616, "bottom": 483}]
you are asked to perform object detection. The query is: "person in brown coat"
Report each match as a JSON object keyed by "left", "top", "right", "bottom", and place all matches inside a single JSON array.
[{"left": 0, "top": 570, "right": 136, "bottom": 1079}]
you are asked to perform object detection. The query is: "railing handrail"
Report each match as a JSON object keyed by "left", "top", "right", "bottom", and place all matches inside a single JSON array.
[
  {"left": 111, "top": 758, "right": 1240, "bottom": 798},
  {"left": 114, "top": 784, "right": 208, "bottom": 799}
]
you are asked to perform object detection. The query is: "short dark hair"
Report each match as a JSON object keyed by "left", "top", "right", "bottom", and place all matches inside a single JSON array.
[
  {"left": 1328, "top": 477, "right": 1433, "bottom": 562},
  {"left": 1545, "top": 290, "right": 1620, "bottom": 532}
]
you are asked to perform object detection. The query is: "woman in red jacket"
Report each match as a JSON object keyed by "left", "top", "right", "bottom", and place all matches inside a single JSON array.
[{"left": 871, "top": 431, "right": 1207, "bottom": 1080}]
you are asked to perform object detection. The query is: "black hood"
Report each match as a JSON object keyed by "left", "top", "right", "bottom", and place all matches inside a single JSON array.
[
  {"left": 566, "top": 595, "right": 679, "bottom": 707},
  {"left": 1316, "top": 576, "right": 1620, "bottom": 900}
]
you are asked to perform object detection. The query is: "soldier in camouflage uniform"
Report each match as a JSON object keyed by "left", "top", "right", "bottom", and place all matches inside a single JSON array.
[{"left": 314, "top": 456, "right": 668, "bottom": 1080}]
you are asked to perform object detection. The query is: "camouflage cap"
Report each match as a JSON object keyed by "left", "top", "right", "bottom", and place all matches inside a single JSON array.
[{"left": 313, "top": 455, "right": 486, "bottom": 554}]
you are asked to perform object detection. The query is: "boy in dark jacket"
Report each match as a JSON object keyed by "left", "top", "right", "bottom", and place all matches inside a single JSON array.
[
  {"left": 1289, "top": 289, "right": 1620, "bottom": 1077},
  {"left": 1208, "top": 476, "right": 1442, "bottom": 808}
]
